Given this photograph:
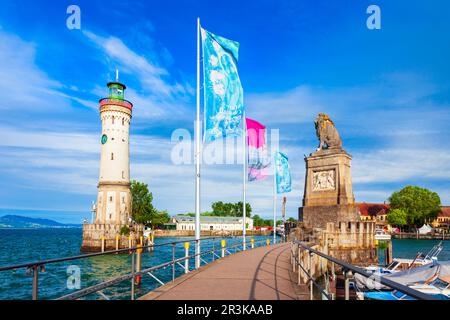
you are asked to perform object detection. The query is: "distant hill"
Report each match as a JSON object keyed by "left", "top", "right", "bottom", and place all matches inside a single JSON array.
[{"left": 0, "top": 215, "right": 81, "bottom": 229}]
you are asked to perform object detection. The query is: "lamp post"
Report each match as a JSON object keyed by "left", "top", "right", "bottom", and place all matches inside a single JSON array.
[{"left": 91, "top": 201, "right": 97, "bottom": 224}]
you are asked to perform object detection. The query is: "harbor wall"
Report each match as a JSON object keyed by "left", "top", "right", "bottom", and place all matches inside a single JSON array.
[
  {"left": 392, "top": 232, "right": 450, "bottom": 240},
  {"left": 290, "top": 221, "right": 378, "bottom": 275},
  {"left": 81, "top": 223, "right": 143, "bottom": 252}
]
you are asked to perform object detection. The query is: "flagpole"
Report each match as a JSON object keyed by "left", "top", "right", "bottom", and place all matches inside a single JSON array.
[
  {"left": 273, "top": 159, "right": 277, "bottom": 245},
  {"left": 242, "top": 113, "right": 247, "bottom": 250},
  {"left": 195, "top": 17, "right": 201, "bottom": 269}
]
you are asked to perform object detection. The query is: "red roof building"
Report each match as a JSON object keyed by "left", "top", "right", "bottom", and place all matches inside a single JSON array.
[{"left": 357, "top": 203, "right": 450, "bottom": 228}]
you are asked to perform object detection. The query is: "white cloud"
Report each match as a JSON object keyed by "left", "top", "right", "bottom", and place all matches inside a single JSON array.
[{"left": 83, "top": 30, "right": 193, "bottom": 124}]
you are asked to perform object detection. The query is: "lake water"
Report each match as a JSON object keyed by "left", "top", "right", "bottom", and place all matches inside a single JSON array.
[
  {"left": 0, "top": 228, "right": 271, "bottom": 300},
  {"left": 0, "top": 229, "right": 449, "bottom": 300}
]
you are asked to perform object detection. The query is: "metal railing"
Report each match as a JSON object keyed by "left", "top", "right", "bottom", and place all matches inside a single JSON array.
[
  {"left": 0, "top": 236, "right": 274, "bottom": 300},
  {"left": 292, "top": 240, "right": 437, "bottom": 301}
]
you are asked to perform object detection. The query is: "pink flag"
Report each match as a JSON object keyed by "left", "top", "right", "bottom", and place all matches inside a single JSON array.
[
  {"left": 246, "top": 118, "right": 266, "bottom": 148},
  {"left": 246, "top": 118, "right": 271, "bottom": 182}
]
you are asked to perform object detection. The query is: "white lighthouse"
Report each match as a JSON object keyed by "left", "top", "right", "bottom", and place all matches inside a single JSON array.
[
  {"left": 81, "top": 77, "right": 141, "bottom": 252},
  {"left": 96, "top": 80, "right": 132, "bottom": 225}
]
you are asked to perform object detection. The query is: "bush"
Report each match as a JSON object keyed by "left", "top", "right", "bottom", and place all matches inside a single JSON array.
[{"left": 120, "top": 225, "right": 130, "bottom": 236}]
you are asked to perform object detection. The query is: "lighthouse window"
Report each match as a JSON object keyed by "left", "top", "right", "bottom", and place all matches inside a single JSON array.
[
  {"left": 112, "top": 116, "right": 115, "bottom": 124},
  {"left": 111, "top": 153, "right": 114, "bottom": 160},
  {"left": 122, "top": 171, "right": 125, "bottom": 179},
  {"left": 109, "top": 196, "right": 113, "bottom": 202},
  {"left": 122, "top": 118, "right": 125, "bottom": 126}
]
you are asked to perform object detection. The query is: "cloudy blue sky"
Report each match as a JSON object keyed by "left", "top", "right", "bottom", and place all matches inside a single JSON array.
[{"left": 0, "top": 0, "right": 449, "bottom": 223}]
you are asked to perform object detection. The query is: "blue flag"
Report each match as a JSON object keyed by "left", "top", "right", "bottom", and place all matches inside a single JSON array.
[
  {"left": 201, "top": 28, "right": 244, "bottom": 142},
  {"left": 274, "top": 152, "right": 292, "bottom": 194}
]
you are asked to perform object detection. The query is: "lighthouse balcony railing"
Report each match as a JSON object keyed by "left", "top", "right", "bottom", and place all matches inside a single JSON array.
[{"left": 99, "top": 97, "right": 133, "bottom": 111}]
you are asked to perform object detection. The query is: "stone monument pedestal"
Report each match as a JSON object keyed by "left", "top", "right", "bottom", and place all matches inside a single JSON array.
[{"left": 300, "top": 148, "right": 360, "bottom": 229}]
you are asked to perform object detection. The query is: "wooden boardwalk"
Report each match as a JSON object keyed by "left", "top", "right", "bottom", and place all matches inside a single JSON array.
[{"left": 140, "top": 243, "right": 309, "bottom": 300}]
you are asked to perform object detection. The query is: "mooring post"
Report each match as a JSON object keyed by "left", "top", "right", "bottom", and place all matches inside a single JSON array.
[
  {"left": 131, "top": 252, "right": 135, "bottom": 300},
  {"left": 128, "top": 234, "right": 132, "bottom": 249},
  {"left": 136, "top": 244, "right": 142, "bottom": 286},
  {"left": 150, "top": 232, "right": 155, "bottom": 252},
  {"left": 385, "top": 240, "right": 393, "bottom": 266},
  {"left": 251, "top": 238, "right": 255, "bottom": 249},
  {"left": 212, "top": 239, "right": 215, "bottom": 261},
  {"left": 115, "top": 234, "right": 119, "bottom": 252},
  {"left": 101, "top": 236, "right": 105, "bottom": 253},
  {"left": 266, "top": 239, "right": 270, "bottom": 246},
  {"left": 184, "top": 242, "right": 190, "bottom": 273},
  {"left": 221, "top": 239, "right": 226, "bottom": 258}
]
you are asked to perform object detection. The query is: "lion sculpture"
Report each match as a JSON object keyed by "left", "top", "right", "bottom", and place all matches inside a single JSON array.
[{"left": 314, "top": 113, "right": 342, "bottom": 150}]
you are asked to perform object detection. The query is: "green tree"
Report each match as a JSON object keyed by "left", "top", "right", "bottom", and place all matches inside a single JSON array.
[
  {"left": 211, "top": 201, "right": 252, "bottom": 217},
  {"left": 211, "top": 201, "right": 225, "bottom": 216},
  {"left": 131, "top": 180, "right": 157, "bottom": 226},
  {"left": 387, "top": 208, "right": 408, "bottom": 229},
  {"left": 389, "top": 186, "right": 441, "bottom": 227},
  {"left": 131, "top": 180, "right": 171, "bottom": 227},
  {"left": 252, "top": 215, "right": 263, "bottom": 227},
  {"left": 152, "top": 210, "right": 170, "bottom": 227},
  {"left": 235, "top": 202, "right": 252, "bottom": 218}
]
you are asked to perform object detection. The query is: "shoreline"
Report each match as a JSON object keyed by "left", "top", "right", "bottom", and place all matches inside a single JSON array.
[{"left": 392, "top": 233, "right": 450, "bottom": 240}]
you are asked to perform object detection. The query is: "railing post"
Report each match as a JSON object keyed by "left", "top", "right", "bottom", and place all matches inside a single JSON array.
[
  {"left": 344, "top": 270, "right": 352, "bottom": 301},
  {"left": 136, "top": 244, "right": 142, "bottom": 286},
  {"left": 131, "top": 252, "right": 135, "bottom": 300},
  {"left": 31, "top": 265, "right": 39, "bottom": 300},
  {"left": 331, "top": 262, "right": 336, "bottom": 281},
  {"left": 184, "top": 242, "right": 190, "bottom": 274},
  {"left": 195, "top": 239, "right": 200, "bottom": 269},
  {"left": 221, "top": 239, "right": 226, "bottom": 258},
  {"left": 309, "top": 252, "right": 313, "bottom": 300},
  {"left": 172, "top": 243, "right": 176, "bottom": 282},
  {"left": 297, "top": 245, "right": 301, "bottom": 285},
  {"left": 292, "top": 244, "right": 296, "bottom": 272}
]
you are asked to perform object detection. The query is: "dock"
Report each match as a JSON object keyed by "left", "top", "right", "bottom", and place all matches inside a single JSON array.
[{"left": 140, "top": 243, "right": 309, "bottom": 300}]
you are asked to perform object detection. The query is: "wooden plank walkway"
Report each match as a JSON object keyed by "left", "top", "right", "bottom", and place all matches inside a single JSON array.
[{"left": 140, "top": 243, "right": 309, "bottom": 300}]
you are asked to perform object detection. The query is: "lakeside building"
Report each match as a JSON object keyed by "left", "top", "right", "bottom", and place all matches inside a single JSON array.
[
  {"left": 431, "top": 207, "right": 450, "bottom": 228},
  {"left": 169, "top": 216, "right": 254, "bottom": 231},
  {"left": 357, "top": 203, "right": 450, "bottom": 229}
]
